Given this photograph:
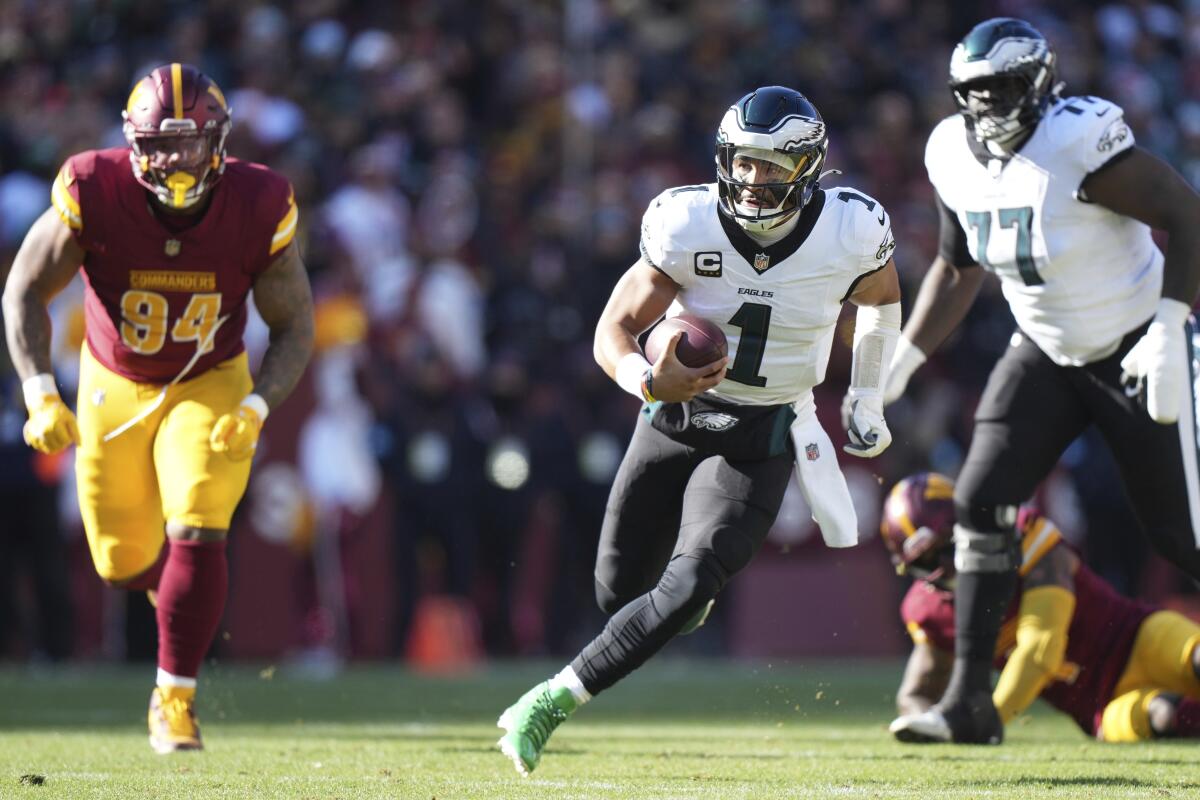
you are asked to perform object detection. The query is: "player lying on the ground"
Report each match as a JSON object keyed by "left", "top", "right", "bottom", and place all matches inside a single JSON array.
[
  {"left": 884, "top": 473, "right": 1200, "bottom": 743},
  {"left": 494, "top": 85, "right": 901, "bottom": 775}
]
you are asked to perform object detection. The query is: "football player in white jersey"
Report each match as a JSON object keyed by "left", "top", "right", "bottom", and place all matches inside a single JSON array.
[
  {"left": 884, "top": 18, "right": 1200, "bottom": 746},
  {"left": 495, "top": 86, "right": 902, "bottom": 775}
]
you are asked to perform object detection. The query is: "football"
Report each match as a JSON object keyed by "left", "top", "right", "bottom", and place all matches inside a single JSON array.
[{"left": 644, "top": 313, "right": 729, "bottom": 369}]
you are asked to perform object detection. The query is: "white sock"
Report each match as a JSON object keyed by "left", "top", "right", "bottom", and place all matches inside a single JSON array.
[
  {"left": 156, "top": 668, "right": 197, "bottom": 690},
  {"left": 549, "top": 665, "right": 591, "bottom": 705}
]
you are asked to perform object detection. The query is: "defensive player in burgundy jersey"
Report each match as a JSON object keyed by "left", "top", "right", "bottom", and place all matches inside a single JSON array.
[
  {"left": 885, "top": 474, "right": 1200, "bottom": 743},
  {"left": 880, "top": 17, "right": 1200, "bottom": 744},
  {"left": 495, "top": 86, "right": 901, "bottom": 776},
  {"left": 2, "top": 64, "right": 314, "bottom": 753}
]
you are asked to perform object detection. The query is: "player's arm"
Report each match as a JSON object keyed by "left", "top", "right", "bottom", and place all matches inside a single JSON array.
[
  {"left": 594, "top": 259, "right": 727, "bottom": 403},
  {"left": 1082, "top": 147, "right": 1200, "bottom": 307},
  {"left": 2, "top": 207, "right": 85, "bottom": 379},
  {"left": 884, "top": 196, "right": 987, "bottom": 404},
  {"left": 990, "top": 544, "right": 1077, "bottom": 724},
  {"left": 1083, "top": 147, "right": 1200, "bottom": 424},
  {"left": 840, "top": 258, "right": 901, "bottom": 458},
  {"left": 896, "top": 639, "right": 953, "bottom": 716},
  {"left": 2, "top": 207, "right": 85, "bottom": 453},
  {"left": 209, "top": 240, "right": 314, "bottom": 460}
]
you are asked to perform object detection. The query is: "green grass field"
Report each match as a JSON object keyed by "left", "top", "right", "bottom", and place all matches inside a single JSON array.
[{"left": 1, "top": 660, "right": 1197, "bottom": 799}]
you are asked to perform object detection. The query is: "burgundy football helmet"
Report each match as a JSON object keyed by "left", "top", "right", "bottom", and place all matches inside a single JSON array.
[
  {"left": 122, "top": 63, "right": 232, "bottom": 209},
  {"left": 880, "top": 472, "right": 958, "bottom": 587}
]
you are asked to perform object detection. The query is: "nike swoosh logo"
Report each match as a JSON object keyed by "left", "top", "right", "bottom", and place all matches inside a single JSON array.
[
  {"left": 1096, "top": 108, "right": 1110, "bottom": 117},
  {"left": 877, "top": 212, "right": 886, "bottom": 225}
]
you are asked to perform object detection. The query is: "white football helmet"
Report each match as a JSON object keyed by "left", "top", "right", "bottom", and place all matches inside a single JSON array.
[
  {"left": 715, "top": 86, "right": 828, "bottom": 234},
  {"left": 949, "top": 18, "right": 1057, "bottom": 146}
]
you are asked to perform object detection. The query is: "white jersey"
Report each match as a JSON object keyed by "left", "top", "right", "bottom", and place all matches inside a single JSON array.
[
  {"left": 926, "top": 95, "right": 1162, "bottom": 366},
  {"left": 639, "top": 183, "right": 895, "bottom": 411}
]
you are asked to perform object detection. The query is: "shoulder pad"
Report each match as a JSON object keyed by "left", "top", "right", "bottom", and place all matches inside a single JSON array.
[
  {"left": 639, "top": 184, "right": 714, "bottom": 278},
  {"left": 924, "top": 115, "right": 966, "bottom": 176},
  {"left": 1017, "top": 507, "right": 1063, "bottom": 576},
  {"left": 828, "top": 186, "right": 895, "bottom": 270},
  {"left": 50, "top": 153, "right": 98, "bottom": 233},
  {"left": 1043, "top": 95, "right": 1134, "bottom": 174}
]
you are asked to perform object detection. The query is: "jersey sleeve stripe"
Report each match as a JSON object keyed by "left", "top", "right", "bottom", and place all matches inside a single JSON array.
[
  {"left": 269, "top": 202, "right": 299, "bottom": 255},
  {"left": 51, "top": 172, "right": 82, "bottom": 231},
  {"left": 1018, "top": 518, "right": 1062, "bottom": 576}
]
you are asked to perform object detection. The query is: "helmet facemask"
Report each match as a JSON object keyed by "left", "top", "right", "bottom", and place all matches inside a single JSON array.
[
  {"left": 951, "top": 70, "right": 1051, "bottom": 145},
  {"left": 125, "top": 122, "right": 228, "bottom": 210},
  {"left": 716, "top": 145, "right": 820, "bottom": 233},
  {"left": 893, "top": 527, "right": 957, "bottom": 590}
]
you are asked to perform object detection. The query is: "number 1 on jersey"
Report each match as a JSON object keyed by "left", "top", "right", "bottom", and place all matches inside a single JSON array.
[{"left": 727, "top": 302, "right": 771, "bottom": 387}]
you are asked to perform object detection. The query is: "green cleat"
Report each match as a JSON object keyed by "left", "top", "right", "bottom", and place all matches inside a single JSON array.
[{"left": 496, "top": 681, "right": 577, "bottom": 776}]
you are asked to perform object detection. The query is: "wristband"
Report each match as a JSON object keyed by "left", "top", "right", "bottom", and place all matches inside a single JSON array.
[
  {"left": 22, "top": 373, "right": 59, "bottom": 411},
  {"left": 640, "top": 369, "right": 656, "bottom": 403},
  {"left": 240, "top": 393, "right": 270, "bottom": 421},
  {"left": 1154, "top": 297, "right": 1191, "bottom": 328},
  {"left": 615, "top": 352, "right": 654, "bottom": 401}
]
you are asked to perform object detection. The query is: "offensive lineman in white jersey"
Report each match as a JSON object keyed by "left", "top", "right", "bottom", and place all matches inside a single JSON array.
[
  {"left": 495, "top": 86, "right": 902, "bottom": 775},
  {"left": 885, "top": 18, "right": 1200, "bottom": 746}
]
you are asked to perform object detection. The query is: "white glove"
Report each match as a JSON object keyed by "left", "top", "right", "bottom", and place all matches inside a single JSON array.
[
  {"left": 884, "top": 336, "right": 927, "bottom": 405},
  {"left": 843, "top": 391, "right": 892, "bottom": 458},
  {"left": 1120, "top": 299, "right": 1191, "bottom": 425}
]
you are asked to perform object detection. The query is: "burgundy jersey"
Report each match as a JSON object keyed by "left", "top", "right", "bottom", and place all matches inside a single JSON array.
[
  {"left": 51, "top": 148, "right": 298, "bottom": 383},
  {"left": 901, "top": 509, "right": 1155, "bottom": 736}
]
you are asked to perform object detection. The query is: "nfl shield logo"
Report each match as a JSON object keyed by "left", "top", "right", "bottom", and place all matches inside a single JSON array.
[
  {"left": 164, "top": 239, "right": 181, "bottom": 257},
  {"left": 805, "top": 442, "right": 820, "bottom": 461},
  {"left": 753, "top": 252, "right": 770, "bottom": 272}
]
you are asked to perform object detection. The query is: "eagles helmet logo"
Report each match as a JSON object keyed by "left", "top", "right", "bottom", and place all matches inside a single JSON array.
[{"left": 690, "top": 412, "right": 739, "bottom": 432}]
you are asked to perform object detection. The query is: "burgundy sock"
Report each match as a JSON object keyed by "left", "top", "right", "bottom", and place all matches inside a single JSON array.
[
  {"left": 121, "top": 545, "right": 168, "bottom": 591},
  {"left": 1172, "top": 697, "right": 1200, "bottom": 737},
  {"left": 155, "top": 539, "right": 228, "bottom": 679}
]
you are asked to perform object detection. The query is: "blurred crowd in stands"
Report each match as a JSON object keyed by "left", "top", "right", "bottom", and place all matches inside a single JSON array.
[{"left": 2, "top": 0, "right": 1198, "bottom": 667}]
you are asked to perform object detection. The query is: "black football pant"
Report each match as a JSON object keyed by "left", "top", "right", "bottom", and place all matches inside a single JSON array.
[
  {"left": 571, "top": 417, "right": 793, "bottom": 695},
  {"left": 954, "top": 321, "right": 1200, "bottom": 668}
]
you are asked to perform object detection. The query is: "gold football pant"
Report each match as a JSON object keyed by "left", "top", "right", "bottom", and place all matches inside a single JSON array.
[
  {"left": 75, "top": 344, "right": 253, "bottom": 582},
  {"left": 1099, "top": 610, "right": 1200, "bottom": 742}
]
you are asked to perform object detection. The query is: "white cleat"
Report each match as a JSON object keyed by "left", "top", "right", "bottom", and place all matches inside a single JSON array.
[{"left": 889, "top": 709, "right": 953, "bottom": 743}]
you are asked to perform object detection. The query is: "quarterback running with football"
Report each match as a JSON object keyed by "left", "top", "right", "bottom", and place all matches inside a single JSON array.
[
  {"left": 2, "top": 64, "right": 314, "bottom": 752},
  {"left": 883, "top": 18, "right": 1200, "bottom": 744},
  {"left": 883, "top": 473, "right": 1200, "bottom": 744},
  {"left": 496, "top": 86, "right": 902, "bottom": 775}
]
